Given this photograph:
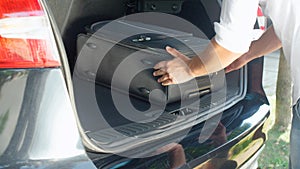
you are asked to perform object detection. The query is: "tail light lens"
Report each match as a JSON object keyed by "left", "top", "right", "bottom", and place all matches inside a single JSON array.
[
  {"left": 0, "top": 0, "right": 60, "bottom": 68},
  {"left": 252, "top": 6, "right": 266, "bottom": 40},
  {"left": 257, "top": 6, "right": 266, "bottom": 31}
]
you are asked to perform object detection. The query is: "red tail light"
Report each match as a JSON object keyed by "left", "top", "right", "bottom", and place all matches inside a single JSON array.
[
  {"left": 257, "top": 6, "right": 266, "bottom": 31},
  {"left": 0, "top": 0, "right": 60, "bottom": 68}
]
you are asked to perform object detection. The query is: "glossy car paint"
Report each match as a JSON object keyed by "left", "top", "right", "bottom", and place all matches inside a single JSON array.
[
  {"left": 0, "top": 69, "right": 269, "bottom": 169},
  {"left": 0, "top": 69, "right": 96, "bottom": 169},
  {"left": 88, "top": 93, "right": 269, "bottom": 169}
]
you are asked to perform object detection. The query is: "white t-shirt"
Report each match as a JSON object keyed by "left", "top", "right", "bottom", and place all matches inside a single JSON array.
[{"left": 214, "top": 0, "right": 300, "bottom": 105}]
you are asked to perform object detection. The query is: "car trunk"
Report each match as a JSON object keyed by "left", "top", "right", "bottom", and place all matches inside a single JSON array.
[{"left": 44, "top": 0, "right": 247, "bottom": 154}]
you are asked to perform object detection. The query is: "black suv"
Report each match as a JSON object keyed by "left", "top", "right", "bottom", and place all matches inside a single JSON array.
[{"left": 0, "top": 0, "right": 269, "bottom": 169}]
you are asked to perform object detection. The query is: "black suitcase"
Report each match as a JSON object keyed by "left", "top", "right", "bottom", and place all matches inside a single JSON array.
[{"left": 76, "top": 20, "right": 224, "bottom": 105}]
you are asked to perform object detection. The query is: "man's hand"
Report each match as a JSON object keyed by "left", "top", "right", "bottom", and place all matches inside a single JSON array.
[
  {"left": 153, "top": 37, "right": 249, "bottom": 86},
  {"left": 225, "top": 53, "right": 249, "bottom": 73},
  {"left": 153, "top": 46, "right": 194, "bottom": 86}
]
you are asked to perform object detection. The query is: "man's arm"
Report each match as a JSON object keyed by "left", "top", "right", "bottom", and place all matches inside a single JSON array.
[
  {"left": 226, "top": 26, "right": 282, "bottom": 72},
  {"left": 153, "top": 37, "right": 242, "bottom": 85},
  {"left": 153, "top": 26, "right": 281, "bottom": 85},
  {"left": 153, "top": 0, "right": 260, "bottom": 86}
]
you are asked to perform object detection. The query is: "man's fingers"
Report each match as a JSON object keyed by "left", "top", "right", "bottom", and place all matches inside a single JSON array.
[
  {"left": 157, "top": 74, "right": 169, "bottom": 82},
  {"left": 225, "top": 60, "right": 243, "bottom": 73},
  {"left": 153, "top": 69, "right": 166, "bottom": 76},
  {"left": 154, "top": 61, "right": 167, "bottom": 70},
  {"left": 225, "top": 65, "right": 233, "bottom": 73},
  {"left": 161, "top": 79, "right": 174, "bottom": 86},
  {"left": 152, "top": 46, "right": 192, "bottom": 86},
  {"left": 166, "top": 46, "right": 190, "bottom": 61}
]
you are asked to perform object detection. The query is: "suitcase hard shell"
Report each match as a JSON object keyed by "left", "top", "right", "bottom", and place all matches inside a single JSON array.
[{"left": 76, "top": 20, "right": 224, "bottom": 105}]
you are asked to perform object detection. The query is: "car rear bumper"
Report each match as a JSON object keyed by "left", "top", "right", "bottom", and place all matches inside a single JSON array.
[{"left": 239, "top": 145, "right": 264, "bottom": 169}]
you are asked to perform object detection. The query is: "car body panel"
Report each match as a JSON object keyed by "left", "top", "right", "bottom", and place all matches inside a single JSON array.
[
  {"left": 88, "top": 93, "right": 269, "bottom": 169},
  {"left": 0, "top": 69, "right": 96, "bottom": 169}
]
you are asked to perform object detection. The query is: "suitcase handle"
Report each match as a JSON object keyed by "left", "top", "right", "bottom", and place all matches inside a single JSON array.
[
  {"left": 188, "top": 89, "right": 210, "bottom": 98},
  {"left": 138, "top": 87, "right": 151, "bottom": 95}
]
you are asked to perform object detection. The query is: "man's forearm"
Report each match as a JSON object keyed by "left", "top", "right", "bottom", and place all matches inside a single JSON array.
[
  {"left": 188, "top": 38, "right": 242, "bottom": 77},
  {"left": 246, "top": 25, "right": 282, "bottom": 60},
  {"left": 153, "top": 25, "right": 282, "bottom": 85},
  {"left": 189, "top": 25, "right": 281, "bottom": 77}
]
